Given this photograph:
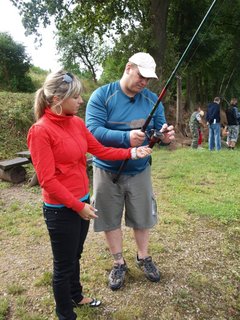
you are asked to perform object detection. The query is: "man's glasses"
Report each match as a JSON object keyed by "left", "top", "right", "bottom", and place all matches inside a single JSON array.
[{"left": 62, "top": 72, "right": 73, "bottom": 83}]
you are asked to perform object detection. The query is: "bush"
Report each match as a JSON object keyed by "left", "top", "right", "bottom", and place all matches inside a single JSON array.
[
  {"left": 0, "top": 92, "right": 34, "bottom": 159},
  {"left": 0, "top": 32, "right": 35, "bottom": 92}
]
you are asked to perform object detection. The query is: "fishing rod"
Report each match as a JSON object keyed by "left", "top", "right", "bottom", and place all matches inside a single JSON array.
[{"left": 112, "top": 0, "right": 218, "bottom": 184}]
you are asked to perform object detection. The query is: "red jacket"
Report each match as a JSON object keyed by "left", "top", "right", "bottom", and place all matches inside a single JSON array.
[{"left": 27, "top": 108, "right": 131, "bottom": 212}]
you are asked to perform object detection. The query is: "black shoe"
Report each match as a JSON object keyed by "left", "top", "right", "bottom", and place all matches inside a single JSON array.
[
  {"left": 72, "top": 298, "right": 101, "bottom": 308},
  {"left": 136, "top": 255, "right": 160, "bottom": 282},
  {"left": 108, "top": 261, "right": 128, "bottom": 290}
]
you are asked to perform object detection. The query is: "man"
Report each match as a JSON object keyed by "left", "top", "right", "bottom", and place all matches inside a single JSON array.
[
  {"left": 86, "top": 52, "right": 174, "bottom": 290},
  {"left": 206, "top": 97, "right": 221, "bottom": 151},
  {"left": 189, "top": 106, "right": 205, "bottom": 149}
]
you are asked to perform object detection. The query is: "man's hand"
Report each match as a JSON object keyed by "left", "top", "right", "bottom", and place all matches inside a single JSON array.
[
  {"left": 130, "top": 129, "right": 146, "bottom": 147},
  {"left": 159, "top": 124, "right": 175, "bottom": 144}
]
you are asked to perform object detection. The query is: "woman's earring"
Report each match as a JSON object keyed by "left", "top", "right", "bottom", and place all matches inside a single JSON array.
[{"left": 56, "top": 105, "right": 63, "bottom": 115}]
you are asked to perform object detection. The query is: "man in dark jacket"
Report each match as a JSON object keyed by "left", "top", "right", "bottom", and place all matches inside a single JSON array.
[
  {"left": 206, "top": 97, "right": 221, "bottom": 150},
  {"left": 225, "top": 98, "right": 239, "bottom": 149}
]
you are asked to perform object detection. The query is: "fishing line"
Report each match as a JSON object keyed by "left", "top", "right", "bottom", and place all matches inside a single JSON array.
[{"left": 181, "top": 0, "right": 227, "bottom": 74}]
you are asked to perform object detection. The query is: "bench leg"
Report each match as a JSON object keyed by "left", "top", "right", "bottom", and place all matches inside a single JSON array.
[{"left": 28, "top": 172, "right": 39, "bottom": 187}]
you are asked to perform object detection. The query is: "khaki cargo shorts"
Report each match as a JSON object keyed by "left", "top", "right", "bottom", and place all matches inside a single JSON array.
[{"left": 91, "top": 165, "right": 158, "bottom": 232}]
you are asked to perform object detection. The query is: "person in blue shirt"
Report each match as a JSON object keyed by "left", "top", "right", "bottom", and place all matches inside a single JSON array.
[
  {"left": 86, "top": 52, "right": 174, "bottom": 290},
  {"left": 206, "top": 97, "right": 221, "bottom": 151}
]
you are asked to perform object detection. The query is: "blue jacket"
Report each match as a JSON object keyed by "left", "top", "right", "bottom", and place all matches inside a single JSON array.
[
  {"left": 86, "top": 81, "right": 166, "bottom": 175},
  {"left": 206, "top": 102, "right": 220, "bottom": 124}
]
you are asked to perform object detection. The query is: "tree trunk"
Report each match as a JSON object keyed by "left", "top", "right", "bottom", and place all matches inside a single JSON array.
[
  {"left": 0, "top": 166, "right": 26, "bottom": 184},
  {"left": 176, "top": 75, "right": 182, "bottom": 128},
  {"left": 149, "top": 0, "right": 170, "bottom": 80}
]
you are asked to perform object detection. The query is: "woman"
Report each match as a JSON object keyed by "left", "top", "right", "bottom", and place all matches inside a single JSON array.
[{"left": 27, "top": 70, "right": 152, "bottom": 320}]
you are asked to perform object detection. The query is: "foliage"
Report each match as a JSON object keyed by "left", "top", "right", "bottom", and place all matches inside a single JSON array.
[
  {"left": 10, "top": 0, "right": 169, "bottom": 79},
  {"left": 100, "top": 28, "right": 153, "bottom": 84},
  {"left": 10, "top": 0, "right": 240, "bottom": 108},
  {"left": 167, "top": 0, "right": 240, "bottom": 106},
  {"left": 57, "top": 29, "right": 108, "bottom": 83},
  {"left": 11, "top": 0, "right": 150, "bottom": 40},
  {"left": 28, "top": 66, "right": 48, "bottom": 89},
  {"left": 0, "top": 92, "right": 34, "bottom": 159},
  {"left": 0, "top": 32, "right": 35, "bottom": 92}
]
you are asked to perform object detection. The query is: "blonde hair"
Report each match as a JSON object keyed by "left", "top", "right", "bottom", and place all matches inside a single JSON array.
[{"left": 34, "top": 70, "right": 83, "bottom": 120}]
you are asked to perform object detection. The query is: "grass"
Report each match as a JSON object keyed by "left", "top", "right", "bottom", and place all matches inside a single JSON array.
[
  {"left": 7, "top": 284, "right": 26, "bottom": 295},
  {"left": 0, "top": 298, "right": 9, "bottom": 320},
  {"left": 152, "top": 147, "right": 240, "bottom": 221},
  {"left": 0, "top": 146, "right": 240, "bottom": 319}
]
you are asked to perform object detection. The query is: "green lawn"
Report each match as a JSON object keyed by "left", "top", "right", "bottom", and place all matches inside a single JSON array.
[{"left": 152, "top": 146, "right": 240, "bottom": 221}]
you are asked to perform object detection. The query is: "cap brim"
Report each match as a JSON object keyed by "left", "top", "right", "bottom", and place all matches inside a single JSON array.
[{"left": 138, "top": 66, "right": 158, "bottom": 79}]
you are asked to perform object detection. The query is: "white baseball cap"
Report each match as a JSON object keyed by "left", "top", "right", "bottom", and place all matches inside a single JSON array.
[{"left": 128, "top": 52, "right": 158, "bottom": 79}]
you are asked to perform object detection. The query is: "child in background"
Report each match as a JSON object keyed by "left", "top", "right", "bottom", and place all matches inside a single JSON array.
[{"left": 189, "top": 106, "right": 205, "bottom": 149}]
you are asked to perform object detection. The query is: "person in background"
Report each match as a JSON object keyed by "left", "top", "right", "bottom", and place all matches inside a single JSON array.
[
  {"left": 27, "top": 70, "right": 152, "bottom": 320},
  {"left": 189, "top": 106, "right": 205, "bottom": 149},
  {"left": 86, "top": 52, "right": 175, "bottom": 291},
  {"left": 225, "top": 98, "right": 239, "bottom": 149},
  {"left": 206, "top": 96, "right": 221, "bottom": 151}
]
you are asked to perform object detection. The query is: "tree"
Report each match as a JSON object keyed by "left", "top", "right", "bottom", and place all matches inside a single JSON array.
[
  {"left": 57, "top": 29, "right": 108, "bottom": 83},
  {"left": 10, "top": 0, "right": 240, "bottom": 112},
  {"left": 10, "top": 0, "right": 169, "bottom": 79},
  {"left": 167, "top": 0, "right": 240, "bottom": 108},
  {"left": 0, "top": 32, "right": 34, "bottom": 92}
]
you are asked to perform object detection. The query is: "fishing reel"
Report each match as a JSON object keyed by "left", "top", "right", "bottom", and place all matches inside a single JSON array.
[{"left": 145, "top": 129, "right": 168, "bottom": 148}]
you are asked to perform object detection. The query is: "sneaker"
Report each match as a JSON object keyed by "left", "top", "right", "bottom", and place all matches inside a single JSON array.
[
  {"left": 108, "top": 261, "right": 128, "bottom": 290},
  {"left": 136, "top": 255, "right": 160, "bottom": 282}
]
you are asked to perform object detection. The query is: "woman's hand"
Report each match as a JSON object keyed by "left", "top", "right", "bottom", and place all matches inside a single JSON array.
[
  {"left": 131, "top": 146, "right": 152, "bottom": 159},
  {"left": 77, "top": 203, "right": 98, "bottom": 220}
]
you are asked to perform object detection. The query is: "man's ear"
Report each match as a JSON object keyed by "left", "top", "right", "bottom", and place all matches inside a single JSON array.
[{"left": 125, "top": 63, "right": 132, "bottom": 75}]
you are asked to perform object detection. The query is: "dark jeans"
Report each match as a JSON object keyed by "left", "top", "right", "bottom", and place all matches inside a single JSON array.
[{"left": 43, "top": 201, "right": 90, "bottom": 320}]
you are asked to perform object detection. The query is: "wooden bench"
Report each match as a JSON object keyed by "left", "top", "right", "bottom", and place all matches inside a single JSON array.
[{"left": 0, "top": 157, "right": 31, "bottom": 183}]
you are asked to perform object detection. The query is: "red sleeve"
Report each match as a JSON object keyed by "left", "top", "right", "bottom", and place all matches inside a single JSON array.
[{"left": 27, "top": 125, "right": 85, "bottom": 212}]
